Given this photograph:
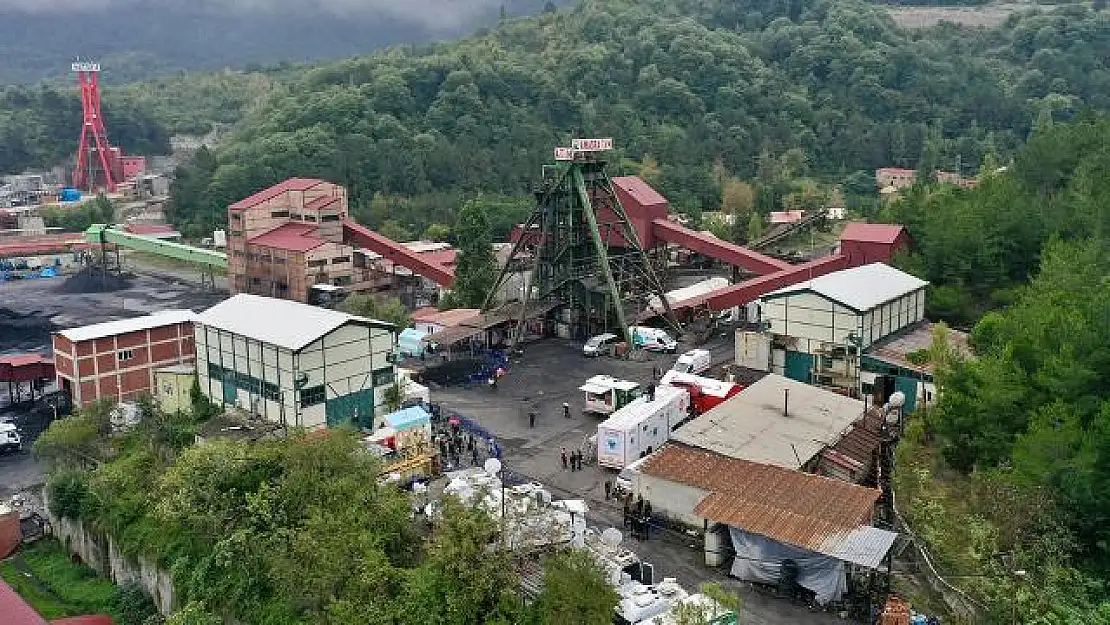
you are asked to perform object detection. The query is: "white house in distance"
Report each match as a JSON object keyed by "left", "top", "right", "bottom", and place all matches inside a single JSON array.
[
  {"left": 757, "top": 263, "right": 927, "bottom": 391},
  {"left": 194, "top": 294, "right": 396, "bottom": 430}
]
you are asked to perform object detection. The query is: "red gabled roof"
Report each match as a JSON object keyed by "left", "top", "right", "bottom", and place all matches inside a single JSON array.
[
  {"left": 248, "top": 222, "right": 326, "bottom": 253},
  {"left": 840, "top": 223, "right": 907, "bottom": 245},
  {"left": 612, "top": 176, "right": 668, "bottom": 208},
  {"left": 303, "top": 195, "right": 340, "bottom": 211},
  {"left": 229, "top": 178, "right": 326, "bottom": 212},
  {"left": 51, "top": 617, "right": 115, "bottom": 625},
  {"left": 0, "top": 580, "right": 49, "bottom": 625}
]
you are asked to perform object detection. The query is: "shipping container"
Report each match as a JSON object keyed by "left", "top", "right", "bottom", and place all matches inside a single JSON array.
[{"left": 597, "top": 385, "right": 689, "bottom": 469}]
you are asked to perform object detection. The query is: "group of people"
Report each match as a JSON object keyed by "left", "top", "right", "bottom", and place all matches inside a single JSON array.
[
  {"left": 623, "top": 494, "right": 653, "bottom": 540},
  {"left": 561, "top": 446, "right": 587, "bottom": 471},
  {"left": 436, "top": 422, "right": 496, "bottom": 470}
]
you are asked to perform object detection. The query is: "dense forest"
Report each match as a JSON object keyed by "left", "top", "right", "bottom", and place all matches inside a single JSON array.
[
  {"left": 156, "top": 0, "right": 1110, "bottom": 237},
  {"left": 887, "top": 117, "right": 1110, "bottom": 622}
]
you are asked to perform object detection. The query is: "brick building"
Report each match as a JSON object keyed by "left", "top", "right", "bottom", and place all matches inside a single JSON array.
[
  {"left": 52, "top": 311, "right": 196, "bottom": 408},
  {"left": 227, "top": 178, "right": 354, "bottom": 303}
]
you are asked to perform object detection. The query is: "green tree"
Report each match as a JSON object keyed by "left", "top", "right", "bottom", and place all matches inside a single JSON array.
[
  {"left": 379, "top": 219, "right": 413, "bottom": 243},
  {"left": 746, "top": 211, "right": 763, "bottom": 242},
  {"left": 423, "top": 222, "right": 452, "bottom": 242},
  {"left": 534, "top": 549, "right": 619, "bottom": 625},
  {"left": 342, "top": 294, "right": 411, "bottom": 329},
  {"left": 93, "top": 194, "right": 116, "bottom": 224},
  {"left": 450, "top": 198, "right": 497, "bottom": 308},
  {"left": 165, "top": 602, "right": 222, "bottom": 625}
]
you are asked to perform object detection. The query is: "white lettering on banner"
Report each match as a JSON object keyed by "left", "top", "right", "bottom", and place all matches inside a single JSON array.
[
  {"left": 71, "top": 62, "right": 101, "bottom": 72},
  {"left": 571, "top": 138, "right": 613, "bottom": 152},
  {"left": 554, "top": 147, "right": 576, "bottom": 161}
]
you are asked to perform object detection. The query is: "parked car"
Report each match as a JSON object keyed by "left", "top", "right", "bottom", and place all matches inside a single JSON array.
[
  {"left": 670, "top": 349, "right": 711, "bottom": 375},
  {"left": 583, "top": 333, "right": 621, "bottom": 357},
  {"left": 0, "top": 422, "right": 23, "bottom": 454}
]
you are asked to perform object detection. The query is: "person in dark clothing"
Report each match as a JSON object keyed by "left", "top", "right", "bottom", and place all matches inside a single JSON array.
[
  {"left": 604, "top": 480, "right": 612, "bottom": 500},
  {"left": 472, "top": 447, "right": 480, "bottom": 466},
  {"left": 623, "top": 496, "right": 631, "bottom": 525},
  {"left": 561, "top": 447, "right": 568, "bottom": 470},
  {"left": 563, "top": 402, "right": 570, "bottom": 418},
  {"left": 529, "top": 411, "right": 536, "bottom": 428}
]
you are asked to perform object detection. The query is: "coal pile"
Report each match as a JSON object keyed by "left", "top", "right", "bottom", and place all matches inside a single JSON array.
[
  {"left": 0, "top": 308, "right": 55, "bottom": 351},
  {"left": 421, "top": 359, "right": 484, "bottom": 386},
  {"left": 55, "top": 267, "right": 132, "bottom": 294}
]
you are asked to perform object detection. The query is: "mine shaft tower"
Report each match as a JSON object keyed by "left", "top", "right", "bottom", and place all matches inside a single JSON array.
[{"left": 486, "top": 139, "right": 679, "bottom": 348}]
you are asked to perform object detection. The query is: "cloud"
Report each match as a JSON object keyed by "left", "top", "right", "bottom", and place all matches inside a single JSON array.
[{"left": 0, "top": 0, "right": 506, "bottom": 31}]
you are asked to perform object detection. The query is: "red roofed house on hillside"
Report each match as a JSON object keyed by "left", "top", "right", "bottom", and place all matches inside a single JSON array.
[{"left": 837, "top": 222, "right": 911, "bottom": 265}]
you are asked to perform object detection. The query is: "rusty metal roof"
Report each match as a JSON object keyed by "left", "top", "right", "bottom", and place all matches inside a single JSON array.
[
  {"left": 228, "top": 178, "right": 325, "bottom": 211},
  {"left": 643, "top": 444, "right": 883, "bottom": 558}
]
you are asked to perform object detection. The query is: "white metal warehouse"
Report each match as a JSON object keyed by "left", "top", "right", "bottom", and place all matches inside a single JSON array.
[
  {"left": 194, "top": 294, "right": 396, "bottom": 430},
  {"left": 759, "top": 262, "right": 927, "bottom": 386}
]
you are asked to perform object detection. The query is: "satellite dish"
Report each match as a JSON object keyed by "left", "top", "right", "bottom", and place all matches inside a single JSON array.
[
  {"left": 484, "top": 457, "right": 502, "bottom": 476},
  {"left": 889, "top": 391, "right": 906, "bottom": 408},
  {"left": 601, "top": 527, "right": 623, "bottom": 548}
]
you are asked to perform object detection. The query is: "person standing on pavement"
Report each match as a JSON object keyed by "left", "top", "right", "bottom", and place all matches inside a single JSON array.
[
  {"left": 604, "top": 480, "right": 612, "bottom": 500},
  {"left": 529, "top": 411, "right": 536, "bottom": 428},
  {"left": 561, "top": 447, "right": 568, "bottom": 470},
  {"left": 563, "top": 402, "right": 570, "bottom": 419}
]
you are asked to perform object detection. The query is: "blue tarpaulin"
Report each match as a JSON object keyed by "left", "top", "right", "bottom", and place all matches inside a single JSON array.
[
  {"left": 398, "top": 328, "right": 428, "bottom": 357},
  {"left": 385, "top": 405, "right": 431, "bottom": 431}
]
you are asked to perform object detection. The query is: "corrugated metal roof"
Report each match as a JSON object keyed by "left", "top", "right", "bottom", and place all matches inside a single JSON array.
[
  {"left": 819, "top": 525, "right": 899, "bottom": 569},
  {"left": 642, "top": 444, "right": 886, "bottom": 565},
  {"left": 761, "top": 262, "right": 927, "bottom": 313},
  {"left": 196, "top": 294, "right": 392, "bottom": 351},
  {"left": 248, "top": 222, "right": 326, "bottom": 252},
  {"left": 0, "top": 580, "right": 49, "bottom": 625},
  {"left": 411, "top": 307, "right": 481, "bottom": 328},
  {"left": 57, "top": 310, "right": 196, "bottom": 343},
  {"left": 228, "top": 178, "right": 325, "bottom": 211},
  {"left": 124, "top": 223, "right": 178, "bottom": 237},
  {"left": 839, "top": 223, "right": 907, "bottom": 244},
  {"left": 671, "top": 373, "right": 865, "bottom": 469},
  {"left": 864, "top": 321, "right": 972, "bottom": 375},
  {"left": 612, "top": 175, "right": 668, "bottom": 208}
]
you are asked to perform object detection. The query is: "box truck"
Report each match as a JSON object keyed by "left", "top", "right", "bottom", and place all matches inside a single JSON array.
[
  {"left": 580, "top": 375, "right": 642, "bottom": 415},
  {"left": 659, "top": 370, "right": 743, "bottom": 416},
  {"left": 597, "top": 385, "right": 689, "bottom": 469}
]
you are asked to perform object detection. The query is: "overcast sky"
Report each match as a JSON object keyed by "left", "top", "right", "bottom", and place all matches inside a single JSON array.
[{"left": 0, "top": 0, "right": 506, "bottom": 30}]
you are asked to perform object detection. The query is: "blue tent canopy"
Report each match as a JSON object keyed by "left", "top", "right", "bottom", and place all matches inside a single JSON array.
[
  {"left": 398, "top": 328, "right": 428, "bottom": 357},
  {"left": 385, "top": 405, "right": 431, "bottom": 431}
]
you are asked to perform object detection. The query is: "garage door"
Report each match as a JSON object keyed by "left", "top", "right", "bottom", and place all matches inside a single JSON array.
[{"left": 784, "top": 350, "right": 813, "bottom": 383}]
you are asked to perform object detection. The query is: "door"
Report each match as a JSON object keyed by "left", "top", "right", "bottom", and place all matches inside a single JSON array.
[
  {"left": 325, "top": 388, "right": 375, "bottom": 428},
  {"left": 784, "top": 351, "right": 813, "bottom": 383},
  {"left": 222, "top": 379, "right": 236, "bottom": 405}
]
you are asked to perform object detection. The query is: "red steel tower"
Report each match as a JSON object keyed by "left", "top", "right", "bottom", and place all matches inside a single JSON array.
[{"left": 72, "top": 60, "right": 119, "bottom": 192}]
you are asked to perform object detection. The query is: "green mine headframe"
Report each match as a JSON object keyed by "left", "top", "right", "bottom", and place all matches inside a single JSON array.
[
  {"left": 485, "top": 140, "right": 677, "bottom": 349},
  {"left": 84, "top": 224, "right": 228, "bottom": 269}
]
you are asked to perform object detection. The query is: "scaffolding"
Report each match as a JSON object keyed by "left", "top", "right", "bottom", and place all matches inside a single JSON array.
[{"left": 486, "top": 146, "right": 678, "bottom": 349}]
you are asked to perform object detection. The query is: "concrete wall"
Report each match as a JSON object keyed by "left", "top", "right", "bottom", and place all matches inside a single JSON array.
[
  {"left": 45, "top": 505, "right": 176, "bottom": 616},
  {"left": 632, "top": 471, "right": 710, "bottom": 527}
]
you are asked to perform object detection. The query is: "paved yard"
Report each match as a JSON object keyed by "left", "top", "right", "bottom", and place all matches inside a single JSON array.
[{"left": 431, "top": 338, "right": 846, "bottom": 625}]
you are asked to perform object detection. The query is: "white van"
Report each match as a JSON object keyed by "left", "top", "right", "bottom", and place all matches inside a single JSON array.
[
  {"left": 670, "top": 349, "right": 711, "bottom": 375},
  {"left": 0, "top": 422, "right": 23, "bottom": 454},
  {"left": 629, "top": 326, "right": 677, "bottom": 353}
]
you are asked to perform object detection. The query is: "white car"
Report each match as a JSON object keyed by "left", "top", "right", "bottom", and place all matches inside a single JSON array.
[
  {"left": 629, "top": 326, "right": 678, "bottom": 353},
  {"left": 0, "top": 422, "right": 23, "bottom": 454},
  {"left": 583, "top": 333, "right": 621, "bottom": 357}
]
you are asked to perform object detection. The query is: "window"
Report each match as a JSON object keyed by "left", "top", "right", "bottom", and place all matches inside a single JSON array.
[
  {"left": 117, "top": 349, "right": 135, "bottom": 362},
  {"left": 207, "top": 362, "right": 224, "bottom": 381},
  {"left": 331, "top": 256, "right": 350, "bottom": 264},
  {"left": 320, "top": 214, "right": 341, "bottom": 222},
  {"left": 372, "top": 368, "right": 395, "bottom": 387},
  {"left": 308, "top": 259, "right": 328, "bottom": 268},
  {"left": 230, "top": 229, "right": 243, "bottom": 237},
  {"left": 270, "top": 210, "right": 290, "bottom": 218},
  {"left": 301, "top": 385, "right": 325, "bottom": 407},
  {"left": 230, "top": 213, "right": 242, "bottom": 222},
  {"left": 274, "top": 257, "right": 286, "bottom": 265}
]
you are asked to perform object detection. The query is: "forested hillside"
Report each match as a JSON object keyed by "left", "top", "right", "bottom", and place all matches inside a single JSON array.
[
  {"left": 889, "top": 117, "right": 1110, "bottom": 622},
  {"left": 163, "top": 0, "right": 1110, "bottom": 237}
]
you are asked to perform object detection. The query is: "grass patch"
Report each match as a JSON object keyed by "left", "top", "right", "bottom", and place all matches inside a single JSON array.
[{"left": 1, "top": 538, "right": 119, "bottom": 620}]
